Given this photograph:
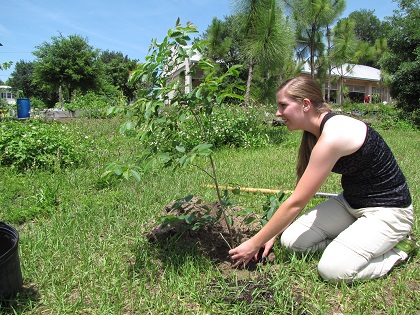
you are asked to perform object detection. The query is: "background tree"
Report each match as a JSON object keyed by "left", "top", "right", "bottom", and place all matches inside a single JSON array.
[
  {"left": 97, "top": 50, "right": 138, "bottom": 101},
  {"left": 7, "top": 60, "right": 56, "bottom": 107},
  {"left": 329, "top": 17, "right": 359, "bottom": 103},
  {"left": 233, "top": 0, "right": 294, "bottom": 105},
  {"left": 204, "top": 17, "right": 235, "bottom": 67},
  {"left": 203, "top": 15, "right": 247, "bottom": 70},
  {"left": 379, "top": 0, "right": 420, "bottom": 124},
  {"left": 283, "top": 0, "right": 346, "bottom": 79},
  {"left": 32, "top": 33, "right": 100, "bottom": 106},
  {"left": 202, "top": 15, "right": 247, "bottom": 102},
  {"left": 349, "top": 9, "right": 382, "bottom": 44},
  {"left": 344, "top": 10, "right": 388, "bottom": 67},
  {"left": 0, "top": 62, "right": 12, "bottom": 72},
  {"left": 7, "top": 60, "right": 35, "bottom": 98}
]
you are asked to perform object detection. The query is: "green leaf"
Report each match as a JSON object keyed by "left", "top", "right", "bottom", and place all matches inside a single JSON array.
[
  {"left": 183, "top": 214, "right": 195, "bottom": 224},
  {"left": 221, "top": 93, "right": 245, "bottom": 101},
  {"left": 192, "top": 143, "right": 213, "bottom": 156},
  {"left": 201, "top": 215, "right": 213, "bottom": 221},
  {"left": 195, "top": 88, "right": 202, "bottom": 98},
  {"left": 175, "top": 145, "right": 185, "bottom": 153},
  {"left": 232, "top": 188, "right": 241, "bottom": 195},
  {"left": 197, "top": 59, "right": 214, "bottom": 70},
  {"left": 157, "top": 153, "right": 171, "bottom": 163},
  {"left": 267, "top": 207, "right": 277, "bottom": 220},
  {"left": 179, "top": 155, "right": 188, "bottom": 166},
  {"left": 100, "top": 170, "right": 112, "bottom": 179},
  {"left": 119, "top": 121, "right": 135, "bottom": 134},
  {"left": 123, "top": 169, "right": 130, "bottom": 180},
  {"left": 129, "top": 169, "right": 141, "bottom": 182},
  {"left": 205, "top": 106, "right": 213, "bottom": 116},
  {"left": 179, "top": 113, "right": 186, "bottom": 122},
  {"left": 114, "top": 167, "right": 123, "bottom": 176},
  {"left": 227, "top": 216, "right": 233, "bottom": 226},
  {"left": 169, "top": 30, "right": 183, "bottom": 38},
  {"left": 232, "top": 208, "right": 254, "bottom": 216},
  {"left": 223, "top": 189, "right": 229, "bottom": 199},
  {"left": 106, "top": 106, "right": 117, "bottom": 115},
  {"left": 192, "top": 224, "right": 201, "bottom": 231},
  {"left": 175, "top": 38, "right": 188, "bottom": 46},
  {"left": 244, "top": 216, "right": 256, "bottom": 225}
]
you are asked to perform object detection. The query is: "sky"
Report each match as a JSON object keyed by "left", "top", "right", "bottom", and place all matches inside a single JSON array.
[{"left": 0, "top": 0, "right": 400, "bottom": 82}]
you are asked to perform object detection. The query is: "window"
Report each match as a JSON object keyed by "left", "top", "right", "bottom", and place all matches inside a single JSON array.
[
  {"left": 372, "top": 87, "right": 381, "bottom": 94},
  {"left": 1, "top": 92, "right": 13, "bottom": 99},
  {"left": 346, "top": 85, "right": 365, "bottom": 93}
]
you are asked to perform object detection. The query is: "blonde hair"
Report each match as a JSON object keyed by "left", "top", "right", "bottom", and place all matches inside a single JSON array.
[{"left": 277, "top": 77, "right": 331, "bottom": 181}]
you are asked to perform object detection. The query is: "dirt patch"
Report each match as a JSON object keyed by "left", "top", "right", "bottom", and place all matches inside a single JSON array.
[
  {"left": 146, "top": 196, "right": 275, "bottom": 274},
  {"left": 145, "top": 196, "right": 281, "bottom": 311}
]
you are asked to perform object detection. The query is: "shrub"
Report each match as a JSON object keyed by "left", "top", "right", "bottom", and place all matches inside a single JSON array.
[
  {"left": 140, "top": 105, "right": 273, "bottom": 152},
  {"left": 0, "top": 119, "right": 90, "bottom": 171},
  {"left": 65, "top": 91, "right": 127, "bottom": 118},
  {"left": 30, "top": 97, "right": 48, "bottom": 110},
  {"left": 334, "top": 102, "right": 417, "bottom": 131}
]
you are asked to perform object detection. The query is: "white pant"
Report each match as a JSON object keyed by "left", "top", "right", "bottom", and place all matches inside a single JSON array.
[{"left": 280, "top": 194, "right": 414, "bottom": 283}]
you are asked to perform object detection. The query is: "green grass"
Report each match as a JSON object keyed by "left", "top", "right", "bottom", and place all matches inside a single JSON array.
[{"left": 0, "top": 116, "right": 419, "bottom": 314}]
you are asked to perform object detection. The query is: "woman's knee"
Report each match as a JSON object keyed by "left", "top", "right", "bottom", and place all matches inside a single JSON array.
[
  {"left": 280, "top": 227, "right": 311, "bottom": 252},
  {"left": 317, "top": 244, "right": 367, "bottom": 283},
  {"left": 317, "top": 258, "right": 357, "bottom": 283},
  {"left": 281, "top": 223, "right": 330, "bottom": 253}
]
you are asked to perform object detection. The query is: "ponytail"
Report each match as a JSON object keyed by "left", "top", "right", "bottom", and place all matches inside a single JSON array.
[
  {"left": 277, "top": 77, "right": 331, "bottom": 182},
  {"left": 296, "top": 131, "right": 317, "bottom": 181}
]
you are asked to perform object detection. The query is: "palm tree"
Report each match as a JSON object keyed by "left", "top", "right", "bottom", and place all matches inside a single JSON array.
[
  {"left": 233, "top": 0, "right": 294, "bottom": 105},
  {"left": 330, "top": 17, "right": 358, "bottom": 103},
  {"left": 283, "top": 0, "right": 345, "bottom": 79},
  {"left": 205, "top": 17, "right": 234, "bottom": 68}
]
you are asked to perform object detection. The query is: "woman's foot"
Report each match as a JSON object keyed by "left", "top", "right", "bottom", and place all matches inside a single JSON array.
[{"left": 395, "top": 235, "right": 418, "bottom": 258}]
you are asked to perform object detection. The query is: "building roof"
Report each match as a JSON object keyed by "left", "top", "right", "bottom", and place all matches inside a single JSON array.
[
  {"left": 183, "top": 45, "right": 202, "bottom": 62},
  {"left": 302, "top": 63, "right": 381, "bottom": 81}
]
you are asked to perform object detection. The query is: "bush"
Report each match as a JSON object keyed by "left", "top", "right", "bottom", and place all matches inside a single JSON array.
[
  {"left": 334, "top": 102, "right": 417, "bottom": 131},
  {"left": 30, "top": 97, "right": 48, "bottom": 110},
  {"left": 0, "top": 119, "right": 90, "bottom": 171},
  {"left": 140, "top": 105, "right": 275, "bottom": 151},
  {"left": 65, "top": 91, "right": 126, "bottom": 118}
]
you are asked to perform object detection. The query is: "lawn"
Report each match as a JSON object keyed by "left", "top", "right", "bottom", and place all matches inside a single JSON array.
[{"left": 0, "top": 115, "right": 419, "bottom": 314}]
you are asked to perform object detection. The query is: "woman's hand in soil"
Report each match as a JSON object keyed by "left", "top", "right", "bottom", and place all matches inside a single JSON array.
[
  {"left": 257, "top": 236, "right": 276, "bottom": 261},
  {"left": 229, "top": 238, "right": 261, "bottom": 268}
]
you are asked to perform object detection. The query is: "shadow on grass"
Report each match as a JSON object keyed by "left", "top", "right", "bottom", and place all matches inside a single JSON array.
[
  {"left": 0, "top": 284, "right": 41, "bottom": 314},
  {"left": 129, "top": 196, "right": 269, "bottom": 276},
  {"left": 129, "top": 231, "right": 287, "bottom": 314},
  {"left": 131, "top": 225, "right": 232, "bottom": 273}
]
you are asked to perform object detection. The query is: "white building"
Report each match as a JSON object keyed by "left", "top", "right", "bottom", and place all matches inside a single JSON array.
[
  {"left": 167, "top": 50, "right": 391, "bottom": 104},
  {"left": 0, "top": 85, "right": 16, "bottom": 105},
  {"left": 301, "top": 63, "right": 391, "bottom": 104},
  {"left": 166, "top": 48, "right": 203, "bottom": 100}
]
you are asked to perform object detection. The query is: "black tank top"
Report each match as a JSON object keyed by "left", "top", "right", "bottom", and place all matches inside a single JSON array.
[{"left": 320, "top": 112, "right": 411, "bottom": 208}]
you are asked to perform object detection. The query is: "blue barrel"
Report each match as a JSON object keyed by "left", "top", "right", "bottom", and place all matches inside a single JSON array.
[{"left": 17, "top": 98, "right": 30, "bottom": 119}]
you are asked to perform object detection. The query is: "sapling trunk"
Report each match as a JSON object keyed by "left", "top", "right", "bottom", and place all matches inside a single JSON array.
[
  {"left": 125, "top": 21, "right": 243, "bottom": 252},
  {"left": 208, "top": 154, "right": 235, "bottom": 249}
]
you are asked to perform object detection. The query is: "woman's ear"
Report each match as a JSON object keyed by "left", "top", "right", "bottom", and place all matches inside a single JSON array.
[{"left": 302, "top": 98, "right": 311, "bottom": 112}]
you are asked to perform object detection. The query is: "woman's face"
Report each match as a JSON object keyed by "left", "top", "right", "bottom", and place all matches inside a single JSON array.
[{"left": 275, "top": 89, "right": 305, "bottom": 131}]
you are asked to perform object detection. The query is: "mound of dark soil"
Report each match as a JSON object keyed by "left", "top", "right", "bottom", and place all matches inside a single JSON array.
[{"left": 146, "top": 196, "right": 276, "bottom": 273}]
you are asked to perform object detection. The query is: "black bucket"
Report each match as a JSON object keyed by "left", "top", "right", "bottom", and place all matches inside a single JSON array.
[{"left": 0, "top": 222, "right": 23, "bottom": 299}]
